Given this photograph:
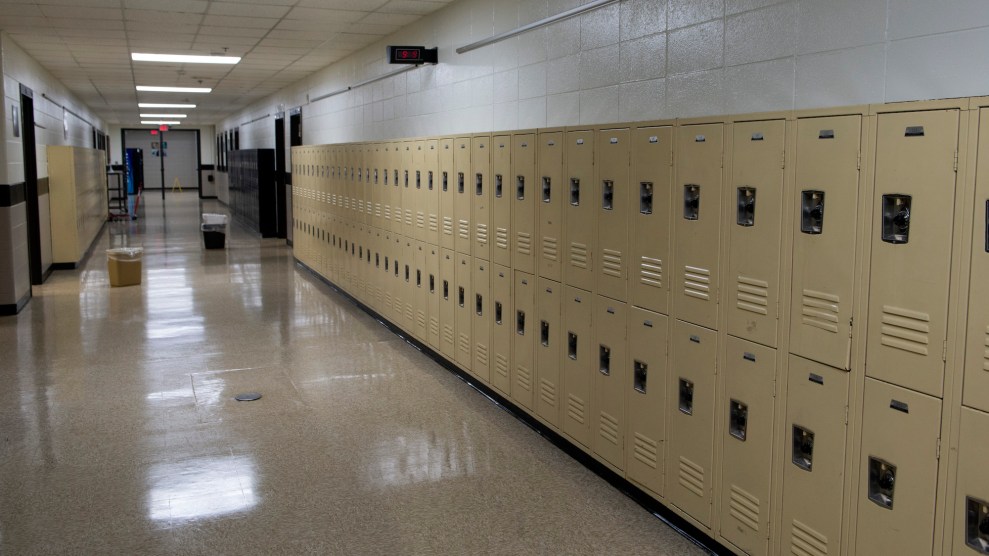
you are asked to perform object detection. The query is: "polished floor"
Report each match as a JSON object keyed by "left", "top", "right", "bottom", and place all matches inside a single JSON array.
[{"left": 0, "top": 191, "right": 707, "bottom": 555}]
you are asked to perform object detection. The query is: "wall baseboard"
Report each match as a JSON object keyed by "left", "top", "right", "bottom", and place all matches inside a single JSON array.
[{"left": 0, "top": 289, "right": 32, "bottom": 316}]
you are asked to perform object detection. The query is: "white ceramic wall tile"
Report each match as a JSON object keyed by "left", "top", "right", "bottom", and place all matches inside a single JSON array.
[
  {"left": 669, "top": 0, "right": 724, "bottom": 30},
  {"left": 666, "top": 68, "right": 725, "bottom": 118},
  {"left": 580, "top": 2, "right": 621, "bottom": 50},
  {"left": 493, "top": 68, "right": 519, "bottom": 103},
  {"left": 579, "top": 44, "right": 620, "bottom": 90},
  {"left": 519, "top": 0, "right": 550, "bottom": 26},
  {"left": 546, "top": 91, "right": 579, "bottom": 126},
  {"left": 795, "top": 44, "right": 885, "bottom": 109},
  {"left": 725, "top": 57, "right": 794, "bottom": 113},
  {"left": 518, "top": 97, "right": 547, "bottom": 128},
  {"left": 547, "top": 54, "right": 580, "bottom": 95},
  {"left": 726, "top": 0, "right": 788, "bottom": 16},
  {"left": 725, "top": 2, "right": 796, "bottom": 66},
  {"left": 619, "top": 78, "right": 666, "bottom": 122},
  {"left": 620, "top": 32, "right": 667, "bottom": 83},
  {"left": 797, "top": 0, "right": 887, "bottom": 54},
  {"left": 492, "top": 100, "right": 519, "bottom": 131},
  {"left": 888, "top": 0, "right": 989, "bottom": 40},
  {"left": 545, "top": 17, "right": 581, "bottom": 60},
  {"left": 518, "top": 62, "right": 547, "bottom": 99},
  {"left": 620, "top": 0, "right": 667, "bottom": 41},
  {"left": 517, "top": 29, "right": 548, "bottom": 66},
  {"left": 579, "top": 84, "right": 619, "bottom": 124},
  {"left": 886, "top": 27, "right": 989, "bottom": 102},
  {"left": 668, "top": 19, "right": 724, "bottom": 75}
]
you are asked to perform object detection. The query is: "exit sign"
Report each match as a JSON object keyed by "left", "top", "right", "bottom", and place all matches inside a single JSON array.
[{"left": 387, "top": 46, "right": 437, "bottom": 65}]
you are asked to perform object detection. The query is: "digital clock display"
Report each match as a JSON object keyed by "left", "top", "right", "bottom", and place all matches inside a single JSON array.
[{"left": 387, "top": 46, "right": 438, "bottom": 65}]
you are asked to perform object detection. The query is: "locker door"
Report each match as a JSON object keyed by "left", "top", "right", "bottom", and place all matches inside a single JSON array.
[
  {"left": 491, "top": 136, "right": 512, "bottom": 268},
  {"left": 473, "top": 135, "right": 492, "bottom": 261},
  {"left": 565, "top": 130, "right": 596, "bottom": 292},
  {"left": 538, "top": 131, "right": 564, "bottom": 281},
  {"left": 630, "top": 125, "right": 674, "bottom": 314},
  {"left": 719, "top": 337, "right": 776, "bottom": 556},
  {"left": 866, "top": 109, "right": 959, "bottom": 397},
  {"left": 439, "top": 138, "right": 455, "bottom": 250},
  {"left": 668, "top": 320, "right": 717, "bottom": 527},
  {"left": 393, "top": 236, "right": 406, "bottom": 325},
  {"left": 472, "top": 257, "right": 491, "bottom": 383},
  {"left": 855, "top": 378, "right": 942, "bottom": 555},
  {"left": 726, "top": 119, "right": 786, "bottom": 348},
  {"left": 455, "top": 252, "right": 473, "bottom": 370},
  {"left": 414, "top": 241, "right": 429, "bottom": 340},
  {"left": 454, "top": 137, "right": 472, "bottom": 255},
  {"left": 563, "top": 286, "right": 593, "bottom": 448},
  {"left": 963, "top": 107, "right": 989, "bottom": 413},
  {"left": 780, "top": 355, "right": 849, "bottom": 556},
  {"left": 439, "top": 248, "right": 457, "bottom": 360},
  {"left": 383, "top": 233, "right": 394, "bottom": 319},
  {"left": 789, "top": 115, "right": 862, "bottom": 370},
  {"left": 371, "top": 144, "right": 382, "bottom": 228},
  {"left": 414, "top": 140, "right": 427, "bottom": 242},
  {"left": 626, "top": 307, "right": 669, "bottom": 497},
  {"left": 424, "top": 139, "right": 440, "bottom": 246},
  {"left": 403, "top": 237, "right": 416, "bottom": 333},
  {"left": 513, "top": 134, "right": 537, "bottom": 274},
  {"left": 512, "top": 271, "right": 536, "bottom": 411},
  {"left": 952, "top": 407, "right": 989, "bottom": 556},
  {"left": 381, "top": 144, "right": 392, "bottom": 231},
  {"left": 593, "top": 296, "right": 627, "bottom": 470},
  {"left": 490, "top": 264, "right": 512, "bottom": 395},
  {"left": 597, "top": 128, "right": 631, "bottom": 302},
  {"left": 427, "top": 245, "right": 441, "bottom": 350},
  {"left": 402, "top": 141, "right": 415, "bottom": 237},
  {"left": 536, "top": 278, "right": 563, "bottom": 427},
  {"left": 674, "top": 124, "right": 725, "bottom": 330},
  {"left": 372, "top": 230, "right": 383, "bottom": 310}
]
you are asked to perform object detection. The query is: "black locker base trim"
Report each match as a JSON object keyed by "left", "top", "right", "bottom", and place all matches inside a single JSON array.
[
  {"left": 0, "top": 290, "right": 31, "bottom": 316},
  {"left": 294, "top": 258, "right": 729, "bottom": 556}
]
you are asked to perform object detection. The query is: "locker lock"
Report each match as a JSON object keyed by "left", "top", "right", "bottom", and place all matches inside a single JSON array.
[
  {"left": 678, "top": 378, "right": 694, "bottom": 415},
  {"left": 602, "top": 180, "right": 614, "bottom": 210},
  {"left": 791, "top": 425, "right": 814, "bottom": 471},
  {"left": 867, "top": 457, "right": 896, "bottom": 509},
  {"left": 729, "top": 399, "right": 748, "bottom": 441},
  {"left": 542, "top": 177, "right": 552, "bottom": 203},
  {"left": 684, "top": 184, "right": 700, "bottom": 220},
  {"left": 570, "top": 178, "right": 581, "bottom": 206},
  {"left": 966, "top": 497, "right": 989, "bottom": 553},
  {"left": 640, "top": 182, "right": 653, "bottom": 215},
  {"left": 881, "top": 194, "right": 912, "bottom": 244},
  {"left": 737, "top": 187, "right": 756, "bottom": 227},
  {"left": 599, "top": 345, "right": 611, "bottom": 375},
  {"left": 516, "top": 176, "right": 525, "bottom": 200},
  {"left": 800, "top": 190, "right": 825, "bottom": 234},
  {"left": 633, "top": 361, "right": 647, "bottom": 393},
  {"left": 495, "top": 175, "right": 503, "bottom": 198}
]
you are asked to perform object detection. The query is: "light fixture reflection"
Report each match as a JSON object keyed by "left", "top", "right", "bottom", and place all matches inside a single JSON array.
[{"left": 147, "top": 455, "right": 257, "bottom": 521}]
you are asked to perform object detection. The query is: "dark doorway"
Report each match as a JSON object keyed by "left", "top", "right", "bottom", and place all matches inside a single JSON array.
[
  {"left": 274, "top": 116, "right": 287, "bottom": 239},
  {"left": 20, "top": 85, "right": 43, "bottom": 285},
  {"left": 288, "top": 109, "right": 302, "bottom": 246}
]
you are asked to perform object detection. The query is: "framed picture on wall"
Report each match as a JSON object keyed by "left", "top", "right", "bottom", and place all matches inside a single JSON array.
[{"left": 151, "top": 142, "right": 159, "bottom": 148}]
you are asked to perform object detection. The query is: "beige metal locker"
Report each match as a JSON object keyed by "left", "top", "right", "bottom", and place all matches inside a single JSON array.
[
  {"left": 626, "top": 307, "right": 669, "bottom": 497},
  {"left": 414, "top": 140, "right": 427, "bottom": 242},
  {"left": 402, "top": 237, "right": 416, "bottom": 332},
  {"left": 855, "top": 377, "right": 942, "bottom": 555},
  {"left": 455, "top": 252, "right": 473, "bottom": 370},
  {"left": 490, "top": 264, "right": 512, "bottom": 396},
  {"left": 593, "top": 295, "right": 628, "bottom": 470},
  {"left": 963, "top": 107, "right": 989, "bottom": 412},
  {"left": 427, "top": 245, "right": 441, "bottom": 350},
  {"left": 789, "top": 114, "right": 863, "bottom": 370},
  {"left": 866, "top": 109, "right": 959, "bottom": 398},
  {"left": 668, "top": 320, "right": 717, "bottom": 528},
  {"left": 726, "top": 119, "right": 786, "bottom": 348},
  {"left": 472, "top": 258, "right": 491, "bottom": 383},
  {"left": 513, "top": 133, "right": 537, "bottom": 274},
  {"left": 952, "top": 407, "right": 989, "bottom": 555},
  {"left": 439, "top": 138, "right": 456, "bottom": 250},
  {"left": 388, "top": 142, "right": 401, "bottom": 234},
  {"left": 473, "top": 135, "right": 492, "bottom": 261},
  {"left": 565, "top": 130, "right": 597, "bottom": 292},
  {"left": 424, "top": 139, "right": 440, "bottom": 246},
  {"left": 674, "top": 123, "right": 725, "bottom": 330},
  {"left": 719, "top": 336, "right": 777, "bottom": 556},
  {"left": 414, "top": 241, "right": 429, "bottom": 340},
  {"left": 597, "top": 127, "right": 631, "bottom": 302},
  {"left": 512, "top": 271, "right": 537, "bottom": 411},
  {"left": 455, "top": 137, "right": 472, "bottom": 255},
  {"left": 563, "top": 286, "right": 593, "bottom": 448},
  {"left": 402, "top": 141, "right": 415, "bottom": 237},
  {"left": 536, "top": 277, "right": 563, "bottom": 428},
  {"left": 492, "top": 136, "right": 512, "bottom": 268},
  {"left": 780, "top": 355, "right": 849, "bottom": 556},
  {"left": 383, "top": 232, "right": 396, "bottom": 321},
  {"left": 538, "top": 130, "right": 565, "bottom": 282},
  {"left": 439, "top": 248, "right": 457, "bottom": 360}
]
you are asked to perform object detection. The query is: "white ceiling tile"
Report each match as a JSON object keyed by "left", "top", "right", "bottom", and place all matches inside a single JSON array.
[
  {"left": 208, "top": 2, "right": 291, "bottom": 18},
  {"left": 198, "top": 25, "right": 270, "bottom": 37},
  {"left": 284, "top": 7, "right": 368, "bottom": 23},
  {"left": 201, "top": 14, "right": 279, "bottom": 29},
  {"left": 125, "top": 9, "right": 204, "bottom": 24},
  {"left": 48, "top": 18, "right": 126, "bottom": 30},
  {"left": 38, "top": 5, "right": 122, "bottom": 19},
  {"left": 123, "top": 0, "right": 208, "bottom": 13},
  {"left": 360, "top": 12, "right": 420, "bottom": 25},
  {"left": 379, "top": 0, "right": 451, "bottom": 16}
]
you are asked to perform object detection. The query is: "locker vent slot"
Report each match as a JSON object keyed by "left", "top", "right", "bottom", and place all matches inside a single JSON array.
[
  {"left": 965, "top": 496, "right": 989, "bottom": 554},
  {"left": 429, "top": 214, "right": 438, "bottom": 233},
  {"left": 442, "top": 171, "right": 448, "bottom": 191},
  {"left": 495, "top": 353, "right": 509, "bottom": 379},
  {"left": 602, "top": 180, "right": 614, "bottom": 210},
  {"left": 801, "top": 289, "right": 840, "bottom": 333},
  {"left": 417, "top": 212, "right": 426, "bottom": 229},
  {"left": 443, "top": 217, "right": 454, "bottom": 237},
  {"left": 634, "top": 360, "right": 648, "bottom": 393},
  {"left": 495, "top": 174, "right": 503, "bottom": 198},
  {"left": 792, "top": 425, "right": 814, "bottom": 471},
  {"left": 476, "top": 223, "right": 488, "bottom": 245},
  {"left": 542, "top": 177, "right": 552, "bottom": 202},
  {"left": 737, "top": 186, "right": 756, "bottom": 227},
  {"left": 540, "top": 379, "right": 557, "bottom": 407},
  {"left": 879, "top": 305, "right": 931, "bottom": 355},
  {"left": 983, "top": 325, "right": 989, "bottom": 371},
  {"left": 683, "top": 265, "right": 712, "bottom": 301},
  {"left": 458, "top": 219, "right": 470, "bottom": 240},
  {"left": 737, "top": 275, "right": 770, "bottom": 315},
  {"left": 599, "top": 345, "right": 611, "bottom": 375},
  {"left": 568, "top": 332, "right": 578, "bottom": 360},
  {"left": 728, "top": 485, "right": 761, "bottom": 532},
  {"left": 790, "top": 519, "right": 829, "bottom": 556},
  {"left": 517, "top": 176, "right": 525, "bottom": 200},
  {"left": 867, "top": 456, "right": 896, "bottom": 509},
  {"left": 603, "top": 249, "right": 623, "bottom": 278},
  {"left": 684, "top": 184, "right": 700, "bottom": 220},
  {"left": 904, "top": 126, "right": 925, "bottom": 137},
  {"left": 543, "top": 236, "right": 559, "bottom": 261},
  {"left": 516, "top": 365, "right": 532, "bottom": 392},
  {"left": 639, "top": 257, "right": 663, "bottom": 289},
  {"left": 599, "top": 411, "right": 620, "bottom": 446},
  {"left": 475, "top": 343, "right": 488, "bottom": 367},
  {"left": 633, "top": 433, "right": 658, "bottom": 468},
  {"left": 458, "top": 172, "right": 464, "bottom": 193},
  {"left": 517, "top": 311, "right": 526, "bottom": 335},
  {"left": 495, "top": 302, "right": 503, "bottom": 324},
  {"left": 640, "top": 182, "right": 653, "bottom": 214},
  {"left": 541, "top": 321, "right": 550, "bottom": 346},
  {"left": 569, "top": 242, "right": 589, "bottom": 269},
  {"left": 476, "top": 173, "right": 483, "bottom": 196},
  {"left": 881, "top": 194, "right": 912, "bottom": 244},
  {"left": 570, "top": 178, "right": 581, "bottom": 206},
  {"left": 678, "top": 378, "right": 694, "bottom": 414},
  {"left": 678, "top": 456, "right": 705, "bottom": 497},
  {"left": 567, "top": 394, "right": 586, "bottom": 424},
  {"left": 496, "top": 228, "right": 509, "bottom": 251},
  {"left": 458, "top": 333, "right": 471, "bottom": 358},
  {"left": 443, "top": 325, "right": 455, "bottom": 348},
  {"left": 517, "top": 232, "right": 532, "bottom": 256},
  {"left": 729, "top": 399, "right": 748, "bottom": 441}
]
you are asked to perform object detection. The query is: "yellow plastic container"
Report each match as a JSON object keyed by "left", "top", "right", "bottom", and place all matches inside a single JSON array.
[{"left": 107, "top": 247, "right": 143, "bottom": 287}]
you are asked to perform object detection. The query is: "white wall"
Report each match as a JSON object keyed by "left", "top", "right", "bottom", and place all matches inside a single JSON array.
[
  {"left": 108, "top": 124, "right": 216, "bottom": 168},
  {"left": 221, "top": 0, "right": 989, "bottom": 147}
]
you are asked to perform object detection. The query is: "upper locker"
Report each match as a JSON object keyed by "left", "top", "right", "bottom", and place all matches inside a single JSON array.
[
  {"left": 371, "top": 143, "right": 382, "bottom": 229},
  {"left": 413, "top": 139, "right": 427, "bottom": 243},
  {"left": 789, "top": 113, "right": 864, "bottom": 370},
  {"left": 473, "top": 135, "right": 492, "bottom": 261},
  {"left": 454, "top": 137, "right": 472, "bottom": 255},
  {"left": 381, "top": 143, "right": 392, "bottom": 231},
  {"left": 491, "top": 136, "right": 512, "bottom": 268},
  {"left": 565, "top": 129, "right": 597, "bottom": 292},
  {"left": 363, "top": 143, "right": 373, "bottom": 224},
  {"left": 513, "top": 133, "right": 536, "bottom": 274},
  {"left": 630, "top": 124, "right": 674, "bottom": 315},
  {"left": 423, "top": 139, "right": 440, "bottom": 246},
  {"left": 866, "top": 108, "right": 960, "bottom": 398},
  {"left": 726, "top": 118, "right": 786, "bottom": 348},
  {"left": 538, "top": 130, "right": 565, "bottom": 281},
  {"left": 402, "top": 141, "right": 416, "bottom": 237},
  {"left": 674, "top": 122, "right": 725, "bottom": 330},
  {"left": 439, "top": 138, "right": 455, "bottom": 250},
  {"left": 597, "top": 127, "right": 631, "bottom": 302},
  {"left": 963, "top": 106, "right": 989, "bottom": 413}
]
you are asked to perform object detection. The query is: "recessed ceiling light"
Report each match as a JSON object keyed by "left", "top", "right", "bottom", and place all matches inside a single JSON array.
[
  {"left": 140, "top": 114, "right": 188, "bottom": 118},
  {"left": 132, "top": 53, "right": 240, "bottom": 64},
  {"left": 142, "top": 121, "right": 181, "bottom": 125},
  {"left": 137, "top": 86, "right": 211, "bottom": 93},
  {"left": 139, "top": 103, "right": 196, "bottom": 108}
]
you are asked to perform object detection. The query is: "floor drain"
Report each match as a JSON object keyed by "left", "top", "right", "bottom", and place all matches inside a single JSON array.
[{"left": 235, "top": 392, "right": 262, "bottom": 401}]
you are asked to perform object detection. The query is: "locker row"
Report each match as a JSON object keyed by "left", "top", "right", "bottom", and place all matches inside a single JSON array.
[{"left": 291, "top": 97, "right": 989, "bottom": 556}]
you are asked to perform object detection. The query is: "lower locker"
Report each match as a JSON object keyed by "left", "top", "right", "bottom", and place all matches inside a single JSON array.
[
  {"left": 427, "top": 246, "right": 441, "bottom": 350},
  {"left": 414, "top": 241, "right": 428, "bottom": 341},
  {"left": 392, "top": 236, "right": 404, "bottom": 324},
  {"left": 536, "top": 278, "right": 563, "bottom": 427},
  {"left": 719, "top": 337, "right": 776, "bottom": 556},
  {"left": 593, "top": 296, "right": 627, "bottom": 471},
  {"left": 439, "top": 249, "right": 457, "bottom": 360},
  {"left": 953, "top": 407, "right": 989, "bottom": 555},
  {"left": 563, "top": 286, "right": 593, "bottom": 448},
  {"left": 472, "top": 258, "right": 491, "bottom": 383},
  {"left": 382, "top": 233, "right": 394, "bottom": 318},
  {"left": 781, "top": 355, "right": 849, "bottom": 556},
  {"left": 403, "top": 237, "right": 416, "bottom": 334},
  {"left": 668, "top": 320, "right": 717, "bottom": 529},
  {"left": 454, "top": 253, "right": 473, "bottom": 370},
  {"left": 490, "top": 264, "right": 512, "bottom": 395},
  {"left": 512, "top": 271, "right": 536, "bottom": 411},
  {"left": 855, "top": 377, "right": 942, "bottom": 556},
  {"left": 626, "top": 307, "right": 669, "bottom": 498}
]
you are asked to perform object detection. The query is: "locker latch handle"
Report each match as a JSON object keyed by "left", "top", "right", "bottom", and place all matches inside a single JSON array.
[
  {"left": 404, "top": 170, "right": 409, "bottom": 188},
  {"left": 458, "top": 287, "right": 465, "bottom": 307},
  {"left": 516, "top": 176, "right": 525, "bottom": 200},
  {"left": 640, "top": 182, "right": 653, "bottom": 215},
  {"left": 541, "top": 320, "right": 550, "bottom": 346},
  {"left": 458, "top": 172, "right": 465, "bottom": 194},
  {"left": 801, "top": 190, "right": 825, "bottom": 234},
  {"left": 443, "top": 280, "right": 449, "bottom": 300},
  {"left": 602, "top": 180, "right": 614, "bottom": 210},
  {"left": 965, "top": 496, "right": 989, "bottom": 553},
  {"left": 678, "top": 378, "right": 694, "bottom": 415},
  {"left": 428, "top": 171, "right": 434, "bottom": 190},
  {"left": 568, "top": 332, "right": 578, "bottom": 360},
  {"left": 476, "top": 173, "right": 483, "bottom": 196},
  {"left": 737, "top": 187, "right": 756, "bottom": 227},
  {"left": 881, "top": 194, "right": 911, "bottom": 244},
  {"left": 867, "top": 456, "right": 896, "bottom": 510},
  {"left": 633, "top": 361, "right": 647, "bottom": 393},
  {"left": 442, "top": 171, "right": 448, "bottom": 192},
  {"left": 599, "top": 345, "right": 610, "bottom": 375},
  {"left": 517, "top": 311, "right": 526, "bottom": 335},
  {"left": 416, "top": 269, "right": 422, "bottom": 287},
  {"left": 394, "top": 170, "right": 399, "bottom": 186},
  {"left": 495, "top": 175, "right": 503, "bottom": 198},
  {"left": 684, "top": 184, "right": 700, "bottom": 220},
  {"left": 792, "top": 425, "right": 814, "bottom": 471},
  {"left": 384, "top": 169, "right": 388, "bottom": 185},
  {"left": 495, "top": 302, "right": 503, "bottom": 324},
  {"left": 542, "top": 177, "right": 552, "bottom": 203},
  {"left": 429, "top": 274, "right": 435, "bottom": 293},
  {"left": 729, "top": 399, "right": 748, "bottom": 441},
  {"left": 476, "top": 294, "right": 483, "bottom": 316},
  {"left": 405, "top": 265, "right": 410, "bottom": 282},
  {"left": 570, "top": 178, "right": 580, "bottom": 206},
  {"left": 374, "top": 169, "right": 379, "bottom": 184}
]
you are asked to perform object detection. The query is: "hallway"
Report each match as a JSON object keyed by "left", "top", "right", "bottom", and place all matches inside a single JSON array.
[{"left": 0, "top": 192, "right": 704, "bottom": 555}]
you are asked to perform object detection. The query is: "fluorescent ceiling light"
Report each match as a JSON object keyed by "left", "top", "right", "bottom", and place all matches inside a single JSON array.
[
  {"left": 139, "top": 103, "right": 196, "bottom": 108},
  {"left": 137, "top": 86, "right": 211, "bottom": 93},
  {"left": 140, "top": 114, "right": 187, "bottom": 118},
  {"left": 132, "top": 53, "right": 240, "bottom": 64},
  {"left": 142, "top": 121, "right": 181, "bottom": 125}
]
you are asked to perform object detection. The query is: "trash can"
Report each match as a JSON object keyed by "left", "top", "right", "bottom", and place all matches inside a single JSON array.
[
  {"left": 202, "top": 213, "right": 228, "bottom": 249},
  {"left": 106, "top": 247, "right": 143, "bottom": 287}
]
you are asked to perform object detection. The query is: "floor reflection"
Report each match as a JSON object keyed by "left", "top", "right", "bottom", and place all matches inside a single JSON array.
[{"left": 147, "top": 454, "right": 257, "bottom": 522}]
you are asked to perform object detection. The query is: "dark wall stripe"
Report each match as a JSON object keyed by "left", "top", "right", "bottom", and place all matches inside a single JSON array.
[
  {"left": 200, "top": 164, "right": 215, "bottom": 170},
  {"left": 37, "top": 177, "right": 49, "bottom": 196},
  {"left": 0, "top": 183, "right": 26, "bottom": 207}
]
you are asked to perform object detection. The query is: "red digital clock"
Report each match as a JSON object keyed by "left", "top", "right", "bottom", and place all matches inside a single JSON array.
[{"left": 387, "top": 46, "right": 438, "bottom": 65}]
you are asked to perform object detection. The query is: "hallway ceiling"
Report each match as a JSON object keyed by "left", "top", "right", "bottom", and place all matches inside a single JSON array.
[{"left": 0, "top": 0, "right": 456, "bottom": 126}]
